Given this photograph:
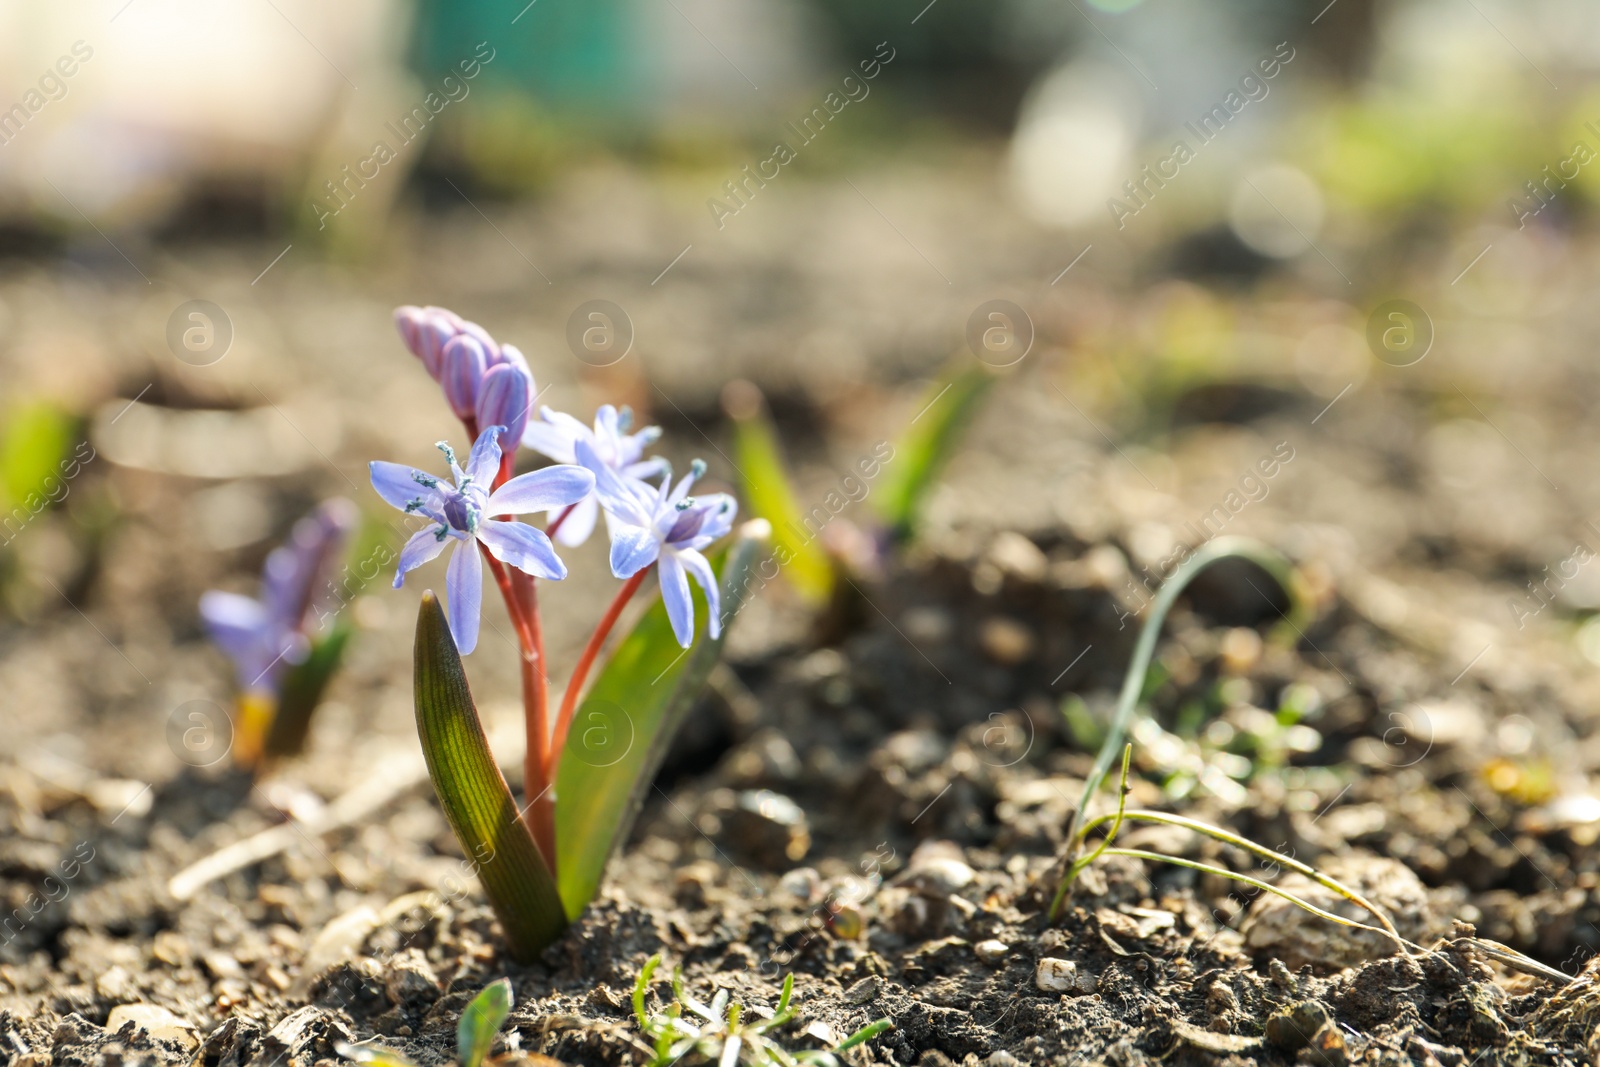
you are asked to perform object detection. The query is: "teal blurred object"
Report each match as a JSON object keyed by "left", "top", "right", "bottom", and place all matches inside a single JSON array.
[{"left": 410, "top": 0, "right": 645, "bottom": 113}]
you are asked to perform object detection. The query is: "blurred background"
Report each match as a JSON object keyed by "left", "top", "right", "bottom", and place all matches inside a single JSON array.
[{"left": 7, "top": 0, "right": 1600, "bottom": 791}]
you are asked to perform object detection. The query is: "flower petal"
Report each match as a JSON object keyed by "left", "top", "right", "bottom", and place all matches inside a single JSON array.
[
  {"left": 521, "top": 418, "right": 577, "bottom": 463},
  {"left": 445, "top": 539, "right": 483, "bottom": 654},
  {"left": 394, "top": 527, "right": 449, "bottom": 588},
  {"left": 608, "top": 522, "right": 661, "bottom": 579},
  {"left": 657, "top": 553, "right": 694, "bottom": 648},
  {"left": 198, "top": 590, "right": 270, "bottom": 661},
  {"left": 676, "top": 547, "right": 722, "bottom": 639},
  {"left": 465, "top": 425, "right": 504, "bottom": 486},
  {"left": 478, "top": 519, "right": 567, "bottom": 580},
  {"left": 370, "top": 461, "right": 444, "bottom": 514},
  {"left": 551, "top": 493, "right": 598, "bottom": 547},
  {"left": 575, "top": 438, "right": 652, "bottom": 526},
  {"left": 486, "top": 464, "right": 595, "bottom": 516}
]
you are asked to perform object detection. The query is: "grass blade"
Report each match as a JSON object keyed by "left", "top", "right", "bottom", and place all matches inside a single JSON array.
[
  {"left": 872, "top": 361, "right": 995, "bottom": 542},
  {"left": 726, "top": 383, "right": 833, "bottom": 604},
  {"left": 555, "top": 524, "right": 767, "bottom": 919},
  {"left": 414, "top": 592, "right": 567, "bottom": 961},
  {"left": 457, "top": 978, "right": 513, "bottom": 1067}
]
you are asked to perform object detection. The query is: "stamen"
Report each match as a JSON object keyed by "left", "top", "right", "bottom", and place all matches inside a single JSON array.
[
  {"left": 433, "top": 524, "right": 450, "bottom": 542},
  {"left": 676, "top": 497, "right": 694, "bottom": 512},
  {"left": 617, "top": 405, "right": 634, "bottom": 432},
  {"left": 435, "top": 441, "right": 459, "bottom": 467},
  {"left": 690, "top": 458, "right": 707, "bottom": 479},
  {"left": 411, "top": 472, "right": 440, "bottom": 488}
]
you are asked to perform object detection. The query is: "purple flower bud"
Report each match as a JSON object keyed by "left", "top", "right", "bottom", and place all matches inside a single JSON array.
[
  {"left": 460, "top": 320, "right": 501, "bottom": 364},
  {"left": 441, "top": 335, "right": 489, "bottom": 419},
  {"left": 394, "top": 305, "right": 425, "bottom": 355},
  {"left": 478, "top": 363, "right": 532, "bottom": 451}
]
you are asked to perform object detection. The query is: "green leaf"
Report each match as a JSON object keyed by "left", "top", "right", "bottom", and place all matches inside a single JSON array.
[
  {"left": 728, "top": 396, "right": 833, "bottom": 605},
  {"left": 555, "top": 526, "right": 765, "bottom": 919},
  {"left": 872, "top": 361, "right": 996, "bottom": 542},
  {"left": 834, "top": 1019, "right": 894, "bottom": 1052},
  {"left": 413, "top": 592, "right": 568, "bottom": 961},
  {"left": 333, "top": 1040, "right": 420, "bottom": 1067},
  {"left": 264, "top": 620, "right": 352, "bottom": 760},
  {"left": 457, "top": 978, "right": 513, "bottom": 1067},
  {"left": 0, "top": 401, "right": 76, "bottom": 512}
]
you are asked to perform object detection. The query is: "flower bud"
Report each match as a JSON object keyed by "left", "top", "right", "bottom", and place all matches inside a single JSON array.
[
  {"left": 477, "top": 363, "right": 532, "bottom": 450},
  {"left": 459, "top": 319, "right": 501, "bottom": 365},
  {"left": 441, "top": 334, "right": 489, "bottom": 419}
]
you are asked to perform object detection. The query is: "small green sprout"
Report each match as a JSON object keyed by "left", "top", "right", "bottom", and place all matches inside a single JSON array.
[
  {"left": 336, "top": 978, "right": 514, "bottom": 1067},
  {"left": 632, "top": 955, "right": 893, "bottom": 1067},
  {"left": 1049, "top": 537, "right": 1574, "bottom": 987}
]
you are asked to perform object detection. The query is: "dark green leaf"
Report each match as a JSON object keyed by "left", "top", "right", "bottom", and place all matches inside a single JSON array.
[
  {"left": 872, "top": 361, "right": 995, "bottom": 542},
  {"left": 457, "top": 978, "right": 513, "bottom": 1067},
  {"left": 555, "top": 526, "right": 765, "bottom": 919},
  {"left": 414, "top": 592, "right": 567, "bottom": 961}
]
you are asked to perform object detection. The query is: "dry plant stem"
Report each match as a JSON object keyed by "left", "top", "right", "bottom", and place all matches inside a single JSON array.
[
  {"left": 1077, "top": 807, "right": 1407, "bottom": 950},
  {"left": 549, "top": 567, "right": 650, "bottom": 777}
]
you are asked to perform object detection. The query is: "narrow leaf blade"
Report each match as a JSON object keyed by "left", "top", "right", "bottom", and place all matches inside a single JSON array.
[
  {"left": 457, "top": 978, "right": 513, "bottom": 1067},
  {"left": 555, "top": 526, "right": 766, "bottom": 918},
  {"left": 872, "top": 362, "right": 996, "bottom": 541},
  {"left": 414, "top": 592, "right": 567, "bottom": 961},
  {"left": 729, "top": 398, "right": 832, "bottom": 604},
  {"left": 264, "top": 620, "right": 353, "bottom": 760}
]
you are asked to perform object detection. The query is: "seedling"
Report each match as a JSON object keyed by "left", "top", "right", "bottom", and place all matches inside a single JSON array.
[
  {"left": 632, "top": 954, "right": 893, "bottom": 1067},
  {"left": 1050, "top": 537, "right": 1573, "bottom": 986},
  {"left": 200, "top": 498, "right": 357, "bottom": 766},
  {"left": 336, "top": 977, "right": 515, "bottom": 1067},
  {"left": 374, "top": 307, "right": 762, "bottom": 960}
]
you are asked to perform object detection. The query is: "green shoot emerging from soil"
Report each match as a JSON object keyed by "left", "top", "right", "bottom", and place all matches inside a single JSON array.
[
  {"left": 336, "top": 978, "right": 513, "bottom": 1067},
  {"left": 632, "top": 954, "right": 893, "bottom": 1067}
]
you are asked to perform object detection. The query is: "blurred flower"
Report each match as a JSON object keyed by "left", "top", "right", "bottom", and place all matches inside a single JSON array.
[
  {"left": 578, "top": 442, "right": 736, "bottom": 647},
  {"left": 200, "top": 498, "right": 357, "bottom": 692},
  {"left": 370, "top": 425, "right": 593, "bottom": 654},
  {"left": 522, "top": 404, "right": 667, "bottom": 546}
]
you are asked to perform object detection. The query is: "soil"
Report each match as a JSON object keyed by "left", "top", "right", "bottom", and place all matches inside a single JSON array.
[{"left": 6, "top": 162, "right": 1600, "bottom": 1066}]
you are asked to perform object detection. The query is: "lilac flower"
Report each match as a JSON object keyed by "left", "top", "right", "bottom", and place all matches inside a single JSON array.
[
  {"left": 370, "top": 425, "right": 594, "bottom": 654},
  {"left": 200, "top": 499, "right": 356, "bottom": 692},
  {"left": 521, "top": 404, "right": 667, "bottom": 547},
  {"left": 577, "top": 441, "right": 736, "bottom": 648}
]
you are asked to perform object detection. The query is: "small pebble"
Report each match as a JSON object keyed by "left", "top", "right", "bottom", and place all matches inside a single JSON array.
[
  {"left": 974, "top": 939, "right": 1010, "bottom": 964},
  {"left": 779, "top": 867, "right": 822, "bottom": 902},
  {"left": 844, "top": 976, "right": 881, "bottom": 1004},
  {"left": 1035, "top": 957, "right": 1077, "bottom": 992},
  {"left": 987, "top": 1052, "right": 1023, "bottom": 1067},
  {"left": 979, "top": 617, "right": 1036, "bottom": 665}
]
